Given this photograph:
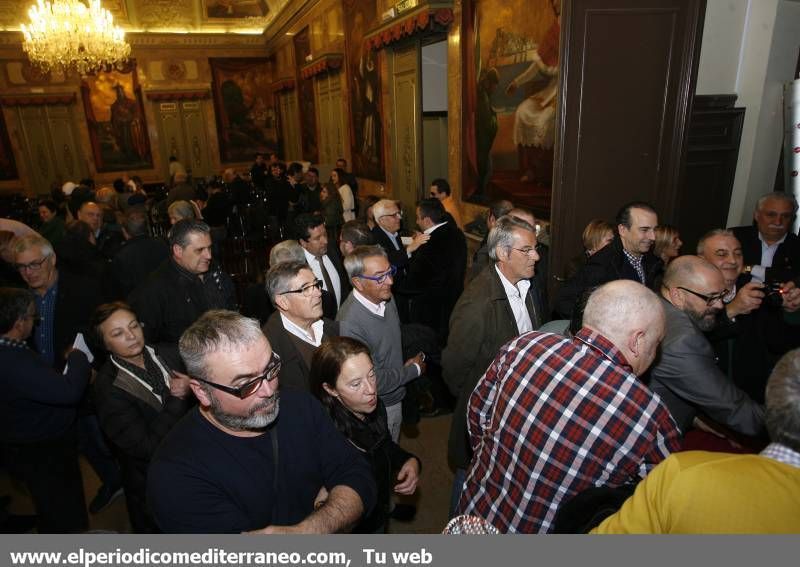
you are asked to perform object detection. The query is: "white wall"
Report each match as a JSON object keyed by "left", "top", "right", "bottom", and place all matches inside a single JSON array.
[{"left": 697, "top": 0, "right": 800, "bottom": 226}]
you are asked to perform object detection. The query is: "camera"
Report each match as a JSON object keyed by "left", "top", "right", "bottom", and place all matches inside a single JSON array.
[{"left": 764, "top": 282, "right": 784, "bottom": 308}]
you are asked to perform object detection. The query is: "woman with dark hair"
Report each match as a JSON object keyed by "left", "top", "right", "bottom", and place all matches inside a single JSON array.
[
  {"left": 91, "top": 302, "right": 193, "bottom": 532},
  {"left": 38, "top": 200, "right": 65, "bottom": 247},
  {"left": 330, "top": 168, "right": 355, "bottom": 222},
  {"left": 319, "top": 184, "right": 344, "bottom": 245},
  {"left": 310, "top": 336, "right": 420, "bottom": 533}
]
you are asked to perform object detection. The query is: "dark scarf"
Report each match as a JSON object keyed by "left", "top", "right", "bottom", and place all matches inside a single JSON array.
[{"left": 113, "top": 348, "right": 169, "bottom": 400}]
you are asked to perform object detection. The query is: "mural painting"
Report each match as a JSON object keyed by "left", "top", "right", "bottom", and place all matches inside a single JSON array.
[
  {"left": 463, "top": 0, "right": 560, "bottom": 214},
  {"left": 294, "top": 26, "right": 319, "bottom": 164},
  {"left": 205, "top": 0, "right": 269, "bottom": 19},
  {"left": 81, "top": 63, "right": 153, "bottom": 172},
  {"left": 209, "top": 58, "right": 278, "bottom": 163},
  {"left": 0, "top": 108, "right": 18, "bottom": 181},
  {"left": 342, "top": 0, "right": 385, "bottom": 181}
]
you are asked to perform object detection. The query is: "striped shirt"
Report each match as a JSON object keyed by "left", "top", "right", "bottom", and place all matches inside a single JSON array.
[{"left": 458, "top": 328, "right": 680, "bottom": 533}]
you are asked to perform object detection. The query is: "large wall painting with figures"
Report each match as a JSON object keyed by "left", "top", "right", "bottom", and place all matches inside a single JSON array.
[
  {"left": 209, "top": 58, "right": 278, "bottom": 163},
  {"left": 0, "top": 109, "right": 18, "bottom": 180},
  {"left": 342, "top": 0, "right": 385, "bottom": 181},
  {"left": 81, "top": 62, "right": 153, "bottom": 172},
  {"left": 462, "top": 0, "right": 561, "bottom": 215}
]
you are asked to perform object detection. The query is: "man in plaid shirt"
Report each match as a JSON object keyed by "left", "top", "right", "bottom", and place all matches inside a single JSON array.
[{"left": 457, "top": 280, "right": 681, "bottom": 533}]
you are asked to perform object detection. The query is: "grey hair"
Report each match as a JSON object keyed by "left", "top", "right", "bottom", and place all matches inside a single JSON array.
[
  {"left": 583, "top": 280, "right": 664, "bottom": 345},
  {"left": 265, "top": 261, "right": 312, "bottom": 305},
  {"left": 488, "top": 200, "right": 514, "bottom": 221},
  {"left": 696, "top": 228, "right": 736, "bottom": 255},
  {"left": 168, "top": 200, "right": 197, "bottom": 222},
  {"left": 269, "top": 240, "right": 306, "bottom": 266},
  {"left": 168, "top": 219, "right": 210, "bottom": 248},
  {"left": 756, "top": 192, "right": 798, "bottom": 214},
  {"left": 487, "top": 215, "right": 535, "bottom": 262},
  {"left": 179, "top": 310, "right": 265, "bottom": 382},
  {"left": 11, "top": 234, "right": 54, "bottom": 259},
  {"left": 765, "top": 349, "right": 800, "bottom": 452},
  {"left": 344, "top": 244, "right": 387, "bottom": 279},
  {"left": 372, "top": 199, "right": 399, "bottom": 220}
]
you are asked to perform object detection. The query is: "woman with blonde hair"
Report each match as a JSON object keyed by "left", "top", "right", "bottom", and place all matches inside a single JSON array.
[{"left": 654, "top": 224, "right": 683, "bottom": 266}]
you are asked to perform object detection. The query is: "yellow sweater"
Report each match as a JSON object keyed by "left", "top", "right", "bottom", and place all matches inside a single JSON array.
[{"left": 592, "top": 451, "right": 800, "bottom": 534}]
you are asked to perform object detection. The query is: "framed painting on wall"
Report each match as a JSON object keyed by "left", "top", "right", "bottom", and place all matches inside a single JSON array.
[
  {"left": 462, "top": 0, "right": 561, "bottom": 215},
  {"left": 343, "top": 0, "right": 385, "bottom": 181},
  {"left": 80, "top": 62, "right": 153, "bottom": 173},
  {"left": 204, "top": 0, "right": 269, "bottom": 19},
  {"left": 209, "top": 57, "right": 279, "bottom": 163},
  {"left": 0, "top": 108, "right": 18, "bottom": 180}
]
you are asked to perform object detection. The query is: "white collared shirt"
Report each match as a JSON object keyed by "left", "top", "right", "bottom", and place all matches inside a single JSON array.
[
  {"left": 752, "top": 232, "right": 788, "bottom": 283},
  {"left": 423, "top": 221, "right": 447, "bottom": 235},
  {"left": 495, "top": 265, "right": 533, "bottom": 334},
  {"left": 352, "top": 289, "right": 387, "bottom": 317},
  {"left": 379, "top": 226, "right": 401, "bottom": 251},
  {"left": 279, "top": 313, "right": 325, "bottom": 347},
  {"left": 303, "top": 249, "right": 342, "bottom": 306}
]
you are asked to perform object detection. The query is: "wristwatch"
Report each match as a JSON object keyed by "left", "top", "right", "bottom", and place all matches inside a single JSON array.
[{"left": 743, "top": 265, "right": 752, "bottom": 274}]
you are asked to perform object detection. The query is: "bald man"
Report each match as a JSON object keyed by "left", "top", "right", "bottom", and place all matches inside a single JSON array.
[
  {"left": 457, "top": 280, "right": 680, "bottom": 533},
  {"left": 649, "top": 256, "right": 765, "bottom": 437}
]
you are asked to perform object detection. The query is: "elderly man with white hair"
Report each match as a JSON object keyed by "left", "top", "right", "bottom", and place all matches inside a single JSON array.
[{"left": 457, "top": 279, "right": 680, "bottom": 533}]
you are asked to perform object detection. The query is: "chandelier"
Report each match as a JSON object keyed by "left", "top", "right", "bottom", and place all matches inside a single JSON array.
[{"left": 20, "top": 0, "right": 131, "bottom": 76}]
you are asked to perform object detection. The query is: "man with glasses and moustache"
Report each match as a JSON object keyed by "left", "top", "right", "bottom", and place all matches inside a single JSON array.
[
  {"left": 648, "top": 255, "right": 766, "bottom": 438},
  {"left": 263, "top": 262, "right": 340, "bottom": 391},
  {"left": 147, "top": 310, "right": 375, "bottom": 533},
  {"left": 337, "top": 245, "right": 426, "bottom": 442}
]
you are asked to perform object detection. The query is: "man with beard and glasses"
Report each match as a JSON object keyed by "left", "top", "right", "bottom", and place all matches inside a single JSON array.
[
  {"left": 648, "top": 255, "right": 765, "bottom": 438},
  {"left": 147, "top": 310, "right": 375, "bottom": 533}
]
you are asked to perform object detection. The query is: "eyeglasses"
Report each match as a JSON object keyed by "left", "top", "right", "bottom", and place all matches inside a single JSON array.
[
  {"left": 356, "top": 265, "right": 397, "bottom": 284},
  {"left": 278, "top": 280, "right": 323, "bottom": 297},
  {"left": 379, "top": 211, "right": 402, "bottom": 220},
  {"left": 14, "top": 256, "right": 50, "bottom": 272},
  {"left": 511, "top": 247, "right": 538, "bottom": 257},
  {"left": 676, "top": 286, "right": 729, "bottom": 306},
  {"left": 194, "top": 352, "right": 282, "bottom": 399}
]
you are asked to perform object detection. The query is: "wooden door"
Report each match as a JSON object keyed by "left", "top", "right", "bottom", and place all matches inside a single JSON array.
[
  {"left": 15, "top": 104, "right": 86, "bottom": 195},
  {"left": 390, "top": 43, "right": 422, "bottom": 220},
  {"left": 549, "top": 0, "right": 706, "bottom": 298},
  {"left": 315, "top": 73, "right": 348, "bottom": 166},
  {"left": 278, "top": 90, "right": 302, "bottom": 162},
  {"left": 154, "top": 100, "right": 213, "bottom": 182}
]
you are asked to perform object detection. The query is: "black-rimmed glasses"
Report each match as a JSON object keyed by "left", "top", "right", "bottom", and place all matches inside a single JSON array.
[
  {"left": 194, "top": 352, "right": 282, "bottom": 399},
  {"left": 677, "top": 286, "right": 729, "bottom": 306},
  {"left": 278, "top": 280, "right": 323, "bottom": 297},
  {"left": 379, "top": 211, "right": 402, "bottom": 220},
  {"left": 14, "top": 256, "right": 50, "bottom": 272},
  {"left": 511, "top": 247, "right": 538, "bottom": 257},
  {"left": 356, "top": 265, "right": 397, "bottom": 285}
]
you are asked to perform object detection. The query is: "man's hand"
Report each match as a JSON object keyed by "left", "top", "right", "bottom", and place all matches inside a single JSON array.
[
  {"left": 405, "top": 232, "right": 430, "bottom": 254},
  {"left": 404, "top": 352, "right": 426, "bottom": 376},
  {"left": 725, "top": 282, "right": 764, "bottom": 319},
  {"left": 394, "top": 458, "right": 420, "bottom": 495},
  {"left": 781, "top": 281, "right": 800, "bottom": 312},
  {"left": 169, "top": 370, "right": 192, "bottom": 399}
]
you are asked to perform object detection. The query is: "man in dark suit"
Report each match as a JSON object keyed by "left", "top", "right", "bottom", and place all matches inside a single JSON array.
[
  {"left": 730, "top": 191, "right": 800, "bottom": 285},
  {"left": 649, "top": 255, "right": 765, "bottom": 439},
  {"left": 263, "top": 261, "right": 339, "bottom": 391},
  {"left": 442, "top": 215, "right": 543, "bottom": 515},
  {"left": 294, "top": 213, "right": 350, "bottom": 320},
  {"left": 395, "top": 198, "right": 467, "bottom": 342},
  {"left": 111, "top": 208, "right": 169, "bottom": 298},
  {"left": 11, "top": 234, "right": 122, "bottom": 512},
  {"left": 555, "top": 201, "right": 663, "bottom": 319}
]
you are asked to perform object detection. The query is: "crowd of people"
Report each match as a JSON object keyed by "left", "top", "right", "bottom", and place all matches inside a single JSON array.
[{"left": 1, "top": 157, "right": 799, "bottom": 534}]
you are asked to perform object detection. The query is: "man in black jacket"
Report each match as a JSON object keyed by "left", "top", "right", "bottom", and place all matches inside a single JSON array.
[
  {"left": 129, "top": 219, "right": 236, "bottom": 345},
  {"left": 112, "top": 208, "right": 169, "bottom": 298},
  {"left": 555, "top": 201, "right": 663, "bottom": 319}
]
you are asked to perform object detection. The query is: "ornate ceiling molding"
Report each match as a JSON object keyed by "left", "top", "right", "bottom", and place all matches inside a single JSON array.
[
  {"left": 127, "top": 32, "right": 266, "bottom": 48},
  {"left": 271, "top": 77, "right": 296, "bottom": 92}
]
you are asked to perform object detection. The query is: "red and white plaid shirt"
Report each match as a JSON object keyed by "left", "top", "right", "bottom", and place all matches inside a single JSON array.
[{"left": 457, "top": 328, "right": 681, "bottom": 533}]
